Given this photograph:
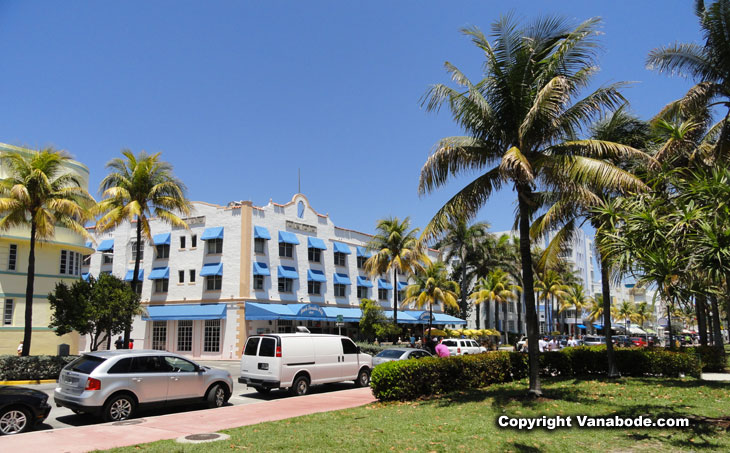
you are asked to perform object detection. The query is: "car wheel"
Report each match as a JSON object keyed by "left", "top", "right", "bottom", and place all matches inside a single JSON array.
[
  {"left": 103, "top": 394, "right": 136, "bottom": 422},
  {"left": 355, "top": 368, "right": 371, "bottom": 387},
  {"left": 207, "top": 384, "right": 228, "bottom": 408},
  {"left": 289, "top": 375, "right": 310, "bottom": 396},
  {"left": 254, "top": 386, "right": 271, "bottom": 394},
  {"left": 0, "top": 407, "right": 31, "bottom": 435}
]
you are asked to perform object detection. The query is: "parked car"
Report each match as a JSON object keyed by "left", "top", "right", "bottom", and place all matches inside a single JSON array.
[
  {"left": 54, "top": 350, "right": 233, "bottom": 422},
  {"left": 630, "top": 337, "right": 647, "bottom": 347},
  {"left": 372, "top": 348, "right": 433, "bottom": 366},
  {"left": 239, "top": 333, "right": 372, "bottom": 396},
  {"left": 583, "top": 335, "right": 606, "bottom": 346},
  {"left": 614, "top": 335, "right": 633, "bottom": 347},
  {"left": 0, "top": 385, "right": 52, "bottom": 435},
  {"left": 441, "top": 338, "right": 482, "bottom": 355}
]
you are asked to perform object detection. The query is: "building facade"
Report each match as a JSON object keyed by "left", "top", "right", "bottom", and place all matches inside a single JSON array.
[{"left": 0, "top": 143, "right": 94, "bottom": 355}]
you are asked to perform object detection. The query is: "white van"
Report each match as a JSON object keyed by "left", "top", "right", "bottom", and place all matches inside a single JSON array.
[{"left": 238, "top": 332, "right": 373, "bottom": 396}]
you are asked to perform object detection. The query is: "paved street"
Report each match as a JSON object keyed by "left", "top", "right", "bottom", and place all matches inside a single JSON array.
[{"left": 28, "top": 360, "right": 358, "bottom": 431}]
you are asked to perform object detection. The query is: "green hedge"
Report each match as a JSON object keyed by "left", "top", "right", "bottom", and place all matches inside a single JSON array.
[
  {"left": 356, "top": 342, "right": 387, "bottom": 356},
  {"left": 0, "top": 355, "right": 78, "bottom": 381},
  {"left": 370, "top": 347, "right": 702, "bottom": 401},
  {"left": 684, "top": 346, "right": 727, "bottom": 372}
]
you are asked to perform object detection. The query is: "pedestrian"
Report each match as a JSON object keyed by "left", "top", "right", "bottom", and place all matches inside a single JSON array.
[
  {"left": 17, "top": 340, "right": 23, "bottom": 356},
  {"left": 114, "top": 336, "right": 124, "bottom": 349},
  {"left": 538, "top": 336, "right": 547, "bottom": 352},
  {"left": 409, "top": 334, "right": 416, "bottom": 348},
  {"left": 128, "top": 338, "right": 134, "bottom": 349},
  {"left": 435, "top": 336, "right": 450, "bottom": 357},
  {"left": 374, "top": 337, "right": 379, "bottom": 346},
  {"left": 549, "top": 337, "right": 558, "bottom": 351}
]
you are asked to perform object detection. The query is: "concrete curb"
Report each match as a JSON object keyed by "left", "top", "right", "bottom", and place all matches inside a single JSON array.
[{"left": 0, "top": 379, "right": 57, "bottom": 385}]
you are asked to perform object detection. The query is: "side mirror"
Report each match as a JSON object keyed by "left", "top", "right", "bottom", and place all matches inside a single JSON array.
[{"left": 196, "top": 366, "right": 206, "bottom": 373}]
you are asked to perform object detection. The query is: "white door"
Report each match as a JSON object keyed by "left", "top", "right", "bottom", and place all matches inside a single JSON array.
[
  {"left": 313, "top": 337, "right": 342, "bottom": 384},
  {"left": 340, "top": 338, "right": 360, "bottom": 380}
]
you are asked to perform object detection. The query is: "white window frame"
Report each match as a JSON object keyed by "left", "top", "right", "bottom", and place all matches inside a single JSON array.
[
  {"left": 356, "top": 255, "right": 366, "bottom": 269},
  {"left": 279, "top": 242, "right": 293, "bottom": 258},
  {"left": 130, "top": 241, "right": 144, "bottom": 262},
  {"left": 152, "top": 321, "right": 167, "bottom": 350},
  {"left": 357, "top": 286, "right": 368, "bottom": 299},
  {"left": 59, "top": 250, "right": 81, "bottom": 276},
  {"left": 156, "top": 244, "right": 170, "bottom": 259},
  {"left": 378, "top": 288, "right": 388, "bottom": 301},
  {"left": 308, "top": 247, "right": 321, "bottom": 263}
]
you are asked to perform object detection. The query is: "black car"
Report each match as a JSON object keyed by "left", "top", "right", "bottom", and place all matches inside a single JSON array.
[{"left": 0, "top": 385, "right": 52, "bottom": 435}]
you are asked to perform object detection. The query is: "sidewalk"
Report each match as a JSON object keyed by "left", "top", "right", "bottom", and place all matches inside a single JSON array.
[{"left": 0, "top": 387, "right": 376, "bottom": 453}]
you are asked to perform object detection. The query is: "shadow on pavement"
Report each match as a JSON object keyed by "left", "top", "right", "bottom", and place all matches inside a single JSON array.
[{"left": 238, "top": 382, "right": 358, "bottom": 400}]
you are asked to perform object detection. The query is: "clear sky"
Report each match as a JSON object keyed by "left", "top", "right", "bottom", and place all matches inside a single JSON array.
[{"left": 0, "top": 1, "right": 700, "bottom": 242}]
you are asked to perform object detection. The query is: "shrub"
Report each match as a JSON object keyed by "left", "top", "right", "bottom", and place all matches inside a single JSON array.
[
  {"left": 0, "top": 355, "right": 77, "bottom": 381},
  {"left": 685, "top": 346, "right": 726, "bottom": 372},
  {"left": 356, "top": 342, "right": 386, "bottom": 356}
]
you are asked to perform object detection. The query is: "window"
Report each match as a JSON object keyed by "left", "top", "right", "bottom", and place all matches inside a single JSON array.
[
  {"left": 82, "top": 254, "right": 91, "bottom": 266},
  {"left": 243, "top": 337, "right": 260, "bottom": 356},
  {"left": 178, "top": 270, "right": 185, "bottom": 283},
  {"left": 357, "top": 286, "right": 368, "bottom": 299},
  {"left": 156, "top": 244, "right": 170, "bottom": 259},
  {"left": 279, "top": 242, "right": 293, "bottom": 258},
  {"left": 164, "top": 356, "right": 196, "bottom": 372},
  {"left": 308, "top": 280, "right": 321, "bottom": 295},
  {"left": 509, "top": 320, "right": 515, "bottom": 332},
  {"left": 253, "top": 274, "right": 264, "bottom": 290},
  {"left": 108, "top": 358, "right": 133, "bottom": 374},
  {"left": 278, "top": 277, "right": 293, "bottom": 293},
  {"left": 509, "top": 302, "right": 515, "bottom": 313},
  {"left": 131, "top": 241, "right": 144, "bottom": 261},
  {"left": 206, "top": 275, "right": 222, "bottom": 291},
  {"left": 378, "top": 288, "right": 388, "bottom": 301},
  {"left": 259, "top": 337, "right": 276, "bottom": 357},
  {"left": 3, "top": 299, "right": 13, "bottom": 325},
  {"left": 177, "top": 320, "right": 193, "bottom": 352},
  {"left": 180, "top": 236, "right": 186, "bottom": 249},
  {"left": 334, "top": 284, "right": 346, "bottom": 297},
  {"left": 59, "top": 250, "right": 81, "bottom": 276},
  {"left": 308, "top": 247, "right": 321, "bottom": 263},
  {"left": 204, "top": 320, "right": 221, "bottom": 352},
  {"left": 152, "top": 321, "right": 167, "bottom": 350},
  {"left": 334, "top": 252, "right": 346, "bottom": 267},
  {"left": 8, "top": 244, "right": 17, "bottom": 271},
  {"left": 357, "top": 255, "right": 366, "bottom": 269},
  {"left": 191, "top": 235, "right": 197, "bottom": 248},
  {"left": 133, "top": 281, "right": 143, "bottom": 295},
  {"left": 155, "top": 279, "right": 169, "bottom": 293},
  {"left": 103, "top": 253, "right": 113, "bottom": 264},
  {"left": 207, "top": 238, "right": 223, "bottom": 254},
  {"left": 189, "top": 269, "right": 196, "bottom": 283},
  {"left": 254, "top": 238, "right": 266, "bottom": 254},
  {"left": 341, "top": 338, "right": 358, "bottom": 354},
  {"left": 397, "top": 290, "right": 405, "bottom": 303}
]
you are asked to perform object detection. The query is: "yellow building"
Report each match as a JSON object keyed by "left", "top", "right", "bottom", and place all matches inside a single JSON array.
[{"left": 0, "top": 143, "right": 94, "bottom": 355}]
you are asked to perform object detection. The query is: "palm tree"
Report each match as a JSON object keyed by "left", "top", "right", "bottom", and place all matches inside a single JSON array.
[
  {"left": 534, "top": 270, "right": 568, "bottom": 334},
  {"left": 0, "top": 148, "right": 93, "bottom": 355},
  {"left": 561, "top": 283, "right": 591, "bottom": 336},
  {"left": 435, "top": 218, "right": 490, "bottom": 323},
  {"left": 96, "top": 150, "right": 191, "bottom": 347},
  {"left": 469, "top": 232, "right": 512, "bottom": 329},
  {"left": 365, "top": 217, "right": 429, "bottom": 325},
  {"left": 617, "top": 301, "right": 636, "bottom": 334},
  {"left": 470, "top": 269, "right": 520, "bottom": 345},
  {"left": 418, "top": 16, "right": 643, "bottom": 396},
  {"left": 403, "top": 262, "right": 459, "bottom": 339},
  {"left": 633, "top": 301, "right": 653, "bottom": 329}
]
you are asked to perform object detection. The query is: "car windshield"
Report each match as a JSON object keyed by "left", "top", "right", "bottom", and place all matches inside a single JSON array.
[
  {"left": 376, "top": 350, "right": 406, "bottom": 359},
  {"left": 66, "top": 355, "right": 106, "bottom": 374}
]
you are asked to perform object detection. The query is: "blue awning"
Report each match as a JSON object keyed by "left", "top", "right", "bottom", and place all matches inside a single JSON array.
[
  {"left": 143, "top": 303, "right": 227, "bottom": 321},
  {"left": 85, "top": 241, "right": 93, "bottom": 248},
  {"left": 404, "top": 310, "right": 467, "bottom": 326},
  {"left": 593, "top": 323, "right": 603, "bottom": 328},
  {"left": 333, "top": 242, "right": 351, "bottom": 254},
  {"left": 201, "top": 227, "right": 224, "bottom": 241},
  {"left": 333, "top": 273, "right": 351, "bottom": 285},
  {"left": 307, "top": 237, "right": 327, "bottom": 250},
  {"left": 307, "top": 269, "right": 326, "bottom": 282},
  {"left": 97, "top": 239, "right": 114, "bottom": 252},
  {"left": 278, "top": 231, "right": 300, "bottom": 245},
  {"left": 245, "top": 303, "right": 301, "bottom": 321},
  {"left": 82, "top": 272, "right": 90, "bottom": 282},
  {"left": 124, "top": 269, "right": 144, "bottom": 281},
  {"left": 577, "top": 324, "right": 587, "bottom": 329},
  {"left": 397, "top": 281, "right": 408, "bottom": 290},
  {"left": 254, "top": 226, "right": 271, "bottom": 240},
  {"left": 153, "top": 233, "right": 171, "bottom": 245},
  {"left": 253, "top": 262, "right": 270, "bottom": 276},
  {"left": 378, "top": 279, "right": 393, "bottom": 290},
  {"left": 356, "top": 246, "right": 372, "bottom": 258},
  {"left": 383, "top": 311, "right": 420, "bottom": 324},
  {"left": 244, "top": 303, "right": 364, "bottom": 323},
  {"left": 278, "top": 265, "right": 299, "bottom": 279},
  {"left": 200, "top": 262, "right": 223, "bottom": 276},
  {"left": 148, "top": 267, "right": 170, "bottom": 280},
  {"left": 356, "top": 276, "right": 373, "bottom": 287}
]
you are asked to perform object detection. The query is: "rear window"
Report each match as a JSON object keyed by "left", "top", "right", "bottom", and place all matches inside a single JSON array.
[
  {"left": 66, "top": 355, "right": 106, "bottom": 374},
  {"left": 244, "top": 337, "right": 260, "bottom": 356},
  {"left": 375, "top": 350, "right": 406, "bottom": 359},
  {"left": 259, "top": 338, "right": 276, "bottom": 357}
]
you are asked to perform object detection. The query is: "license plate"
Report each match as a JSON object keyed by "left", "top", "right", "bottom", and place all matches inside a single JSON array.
[
  {"left": 258, "top": 363, "right": 269, "bottom": 370},
  {"left": 64, "top": 375, "right": 78, "bottom": 384}
]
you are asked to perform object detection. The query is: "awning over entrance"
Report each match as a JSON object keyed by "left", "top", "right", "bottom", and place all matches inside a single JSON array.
[
  {"left": 404, "top": 311, "right": 467, "bottom": 325},
  {"left": 143, "top": 303, "right": 227, "bottom": 321}
]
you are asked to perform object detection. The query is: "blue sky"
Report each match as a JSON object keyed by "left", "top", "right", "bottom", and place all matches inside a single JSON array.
[{"left": 0, "top": 1, "right": 700, "bottom": 243}]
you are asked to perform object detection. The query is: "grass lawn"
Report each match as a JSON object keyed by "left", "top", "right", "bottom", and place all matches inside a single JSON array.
[{"left": 106, "top": 376, "right": 730, "bottom": 453}]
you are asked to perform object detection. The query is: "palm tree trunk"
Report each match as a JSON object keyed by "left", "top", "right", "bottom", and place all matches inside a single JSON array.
[
  {"left": 696, "top": 294, "right": 708, "bottom": 347},
  {"left": 517, "top": 294, "right": 523, "bottom": 336},
  {"left": 485, "top": 300, "right": 490, "bottom": 329},
  {"left": 518, "top": 190, "right": 541, "bottom": 397},
  {"left": 709, "top": 294, "right": 725, "bottom": 357},
  {"left": 428, "top": 303, "right": 433, "bottom": 341},
  {"left": 21, "top": 222, "right": 37, "bottom": 356},
  {"left": 127, "top": 220, "right": 143, "bottom": 348},
  {"left": 502, "top": 299, "right": 508, "bottom": 345},
  {"left": 392, "top": 268, "right": 398, "bottom": 327},
  {"left": 667, "top": 300, "right": 674, "bottom": 349},
  {"left": 460, "top": 250, "right": 468, "bottom": 320},
  {"left": 475, "top": 303, "right": 480, "bottom": 329},
  {"left": 494, "top": 298, "right": 499, "bottom": 337},
  {"left": 575, "top": 310, "right": 578, "bottom": 337},
  {"left": 600, "top": 259, "right": 619, "bottom": 378}
]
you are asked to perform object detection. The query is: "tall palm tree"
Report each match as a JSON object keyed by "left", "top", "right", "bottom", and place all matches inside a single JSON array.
[
  {"left": 561, "top": 283, "right": 591, "bottom": 336},
  {"left": 434, "top": 218, "right": 490, "bottom": 322},
  {"left": 365, "top": 217, "right": 429, "bottom": 325},
  {"left": 0, "top": 149, "right": 93, "bottom": 355},
  {"left": 418, "top": 16, "right": 643, "bottom": 396},
  {"left": 633, "top": 301, "right": 653, "bottom": 329},
  {"left": 617, "top": 301, "right": 636, "bottom": 334},
  {"left": 469, "top": 232, "right": 512, "bottom": 328},
  {"left": 96, "top": 150, "right": 191, "bottom": 347},
  {"left": 534, "top": 270, "right": 568, "bottom": 334},
  {"left": 470, "top": 269, "right": 520, "bottom": 345},
  {"left": 403, "top": 262, "right": 459, "bottom": 338}
]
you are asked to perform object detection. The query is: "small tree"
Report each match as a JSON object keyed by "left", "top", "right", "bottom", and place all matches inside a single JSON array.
[
  {"left": 359, "top": 298, "right": 401, "bottom": 342},
  {"left": 49, "top": 274, "right": 141, "bottom": 351}
]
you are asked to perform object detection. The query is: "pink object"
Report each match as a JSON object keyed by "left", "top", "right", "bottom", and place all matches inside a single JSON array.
[{"left": 435, "top": 343, "right": 450, "bottom": 357}]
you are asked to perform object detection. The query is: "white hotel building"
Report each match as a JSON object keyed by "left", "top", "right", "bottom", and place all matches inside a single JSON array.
[{"left": 83, "top": 194, "right": 458, "bottom": 360}]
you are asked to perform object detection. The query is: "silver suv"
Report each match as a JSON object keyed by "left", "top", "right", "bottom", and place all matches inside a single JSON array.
[{"left": 54, "top": 350, "right": 233, "bottom": 422}]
